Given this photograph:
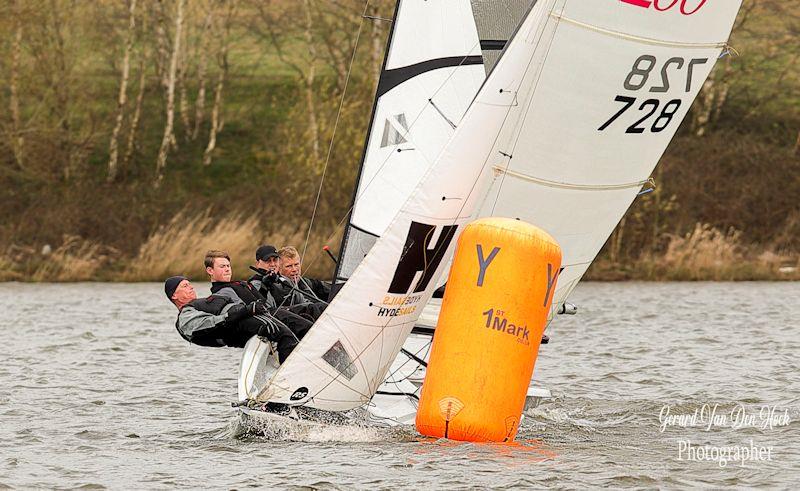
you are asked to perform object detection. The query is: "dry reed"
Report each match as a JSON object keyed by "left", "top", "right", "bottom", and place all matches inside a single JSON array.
[
  {"left": 661, "top": 223, "right": 743, "bottom": 278},
  {"left": 0, "top": 255, "right": 22, "bottom": 281},
  {"left": 121, "top": 209, "right": 323, "bottom": 282},
  {"left": 640, "top": 223, "right": 796, "bottom": 281},
  {"left": 3, "top": 216, "right": 797, "bottom": 282},
  {"left": 30, "top": 235, "right": 118, "bottom": 282}
]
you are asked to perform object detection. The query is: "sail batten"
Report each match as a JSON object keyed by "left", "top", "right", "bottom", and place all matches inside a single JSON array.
[
  {"left": 491, "top": 166, "right": 652, "bottom": 190},
  {"left": 550, "top": 13, "right": 729, "bottom": 48}
]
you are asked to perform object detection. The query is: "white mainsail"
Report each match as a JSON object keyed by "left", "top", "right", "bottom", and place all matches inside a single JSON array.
[
  {"left": 475, "top": 0, "right": 742, "bottom": 310},
  {"left": 247, "top": 0, "right": 742, "bottom": 412},
  {"left": 336, "top": 0, "right": 486, "bottom": 281}
]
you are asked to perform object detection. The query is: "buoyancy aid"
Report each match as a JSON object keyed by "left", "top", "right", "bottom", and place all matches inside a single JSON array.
[
  {"left": 188, "top": 294, "right": 230, "bottom": 314},
  {"left": 211, "top": 280, "right": 264, "bottom": 304},
  {"left": 175, "top": 295, "right": 231, "bottom": 347}
]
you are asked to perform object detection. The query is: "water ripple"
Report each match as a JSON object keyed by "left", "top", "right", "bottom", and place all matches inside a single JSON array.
[{"left": 1, "top": 282, "right": 798, "bottom": 487}]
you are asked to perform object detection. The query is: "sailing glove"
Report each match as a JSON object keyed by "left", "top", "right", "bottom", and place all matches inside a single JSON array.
[
  {"left": 248, "top": 300, "right": 269, "bottom": 316},
  {"left": 257, "top": 320, "right": 280, "bottom": 337},
  {"left": 262, "top": 270, "right": 280, "bottom": 285}
]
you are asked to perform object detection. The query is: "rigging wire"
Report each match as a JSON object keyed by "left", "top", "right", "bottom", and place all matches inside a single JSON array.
[
  {"left": 428, "top": 98, "right": 457, "bottom": 129},
  {"left": 301, "top": 0, "right": 372, "bottom": 264},
  {"left": 382, "top": 338, "right": 432, "bottom": 385}
]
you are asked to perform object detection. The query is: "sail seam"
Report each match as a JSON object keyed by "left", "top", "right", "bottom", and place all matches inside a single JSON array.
[
  {"left": 492, "top": 165, "right": 650, "bottom": 191},
  {"left": 550, "top": 13, "right": 728, "bottom": 49}
]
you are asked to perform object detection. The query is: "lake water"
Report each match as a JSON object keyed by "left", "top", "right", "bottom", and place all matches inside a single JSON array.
[{"left": 2, "top": 282, "right": 798, "bottom": 488}]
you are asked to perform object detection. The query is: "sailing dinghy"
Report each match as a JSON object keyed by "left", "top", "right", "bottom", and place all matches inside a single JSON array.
[{"left": 237, "top": 0, "right": 743, "bottom": 431}]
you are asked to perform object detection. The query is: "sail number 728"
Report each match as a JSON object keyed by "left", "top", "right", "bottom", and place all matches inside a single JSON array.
[{"left": 598, "top": 55, "right": 708, "bottom": 134}]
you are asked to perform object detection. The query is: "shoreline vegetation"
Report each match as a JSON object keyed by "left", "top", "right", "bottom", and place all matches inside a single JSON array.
[
  {"left": 1, "top": 212, "right": 797, "bottom": 283},
  {"left": 1, "top": 1, "right": 798, "bottom": 284}
]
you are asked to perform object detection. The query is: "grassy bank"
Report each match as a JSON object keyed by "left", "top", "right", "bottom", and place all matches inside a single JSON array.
[
  {"left": 0, "top": 210, "right": 340, "bottom": 283},
  {"left": 0, "top": 1, "right": 798, "bottom": 282},
  {"left": 587, "top": 224, "right": 800, "bottom": 281},
  {"left": 2, "top": 212, "right": 797, "bottom": 283}
]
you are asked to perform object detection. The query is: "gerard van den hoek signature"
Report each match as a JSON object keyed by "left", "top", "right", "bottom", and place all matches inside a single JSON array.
[{"left": 659, "top": 403, "right": 791, "bottom": 433}]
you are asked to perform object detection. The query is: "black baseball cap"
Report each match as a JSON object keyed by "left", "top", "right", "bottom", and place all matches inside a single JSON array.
[
  {"left": 164, "top": 275, "right": 188, "bottom": 300},
  {"left": 255, "top": 245, "right": 279, "bottom": 261}
]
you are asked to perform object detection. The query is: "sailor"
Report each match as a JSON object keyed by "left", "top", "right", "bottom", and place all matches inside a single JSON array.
[
  {"left": 248, "top": 244, "right": 284, "bottom": 303},
  {"left": 164, "top": 275, "right": 299, "bottom": 362},
  {"left": 278, "top": 246, "right": 331, "bottom": 303},
  {"left": 250, "top": 244, "right": 327, "bottom": 322},
  {"left": 203, "top": 250, "right": 313, "bottom": 340}
]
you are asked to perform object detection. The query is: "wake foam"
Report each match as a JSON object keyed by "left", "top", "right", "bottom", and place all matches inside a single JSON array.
[{"left": 230, "top": 408, "right": 417, "bottom": 443}]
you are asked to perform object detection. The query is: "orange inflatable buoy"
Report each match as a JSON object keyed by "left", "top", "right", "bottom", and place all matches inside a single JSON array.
[{"left": 415, "top": 217, "right": 562, "bottom": 442}]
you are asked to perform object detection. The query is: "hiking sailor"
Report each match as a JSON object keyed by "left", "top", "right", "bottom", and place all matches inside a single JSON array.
[
  {"left": 164, "top": 276, "right": 299, "bottom": 363},
  {"left": 203, "top": 249, "right": 313, "bottom": 341},
  {"left": 277, "top": 246, "right": 331, "bottom": 304},
  {"left": 248, "top": 244, "right": 286, "bottom": 305},
  {"left": 251, "top": 244, "right": 327, "bottom": 321}
]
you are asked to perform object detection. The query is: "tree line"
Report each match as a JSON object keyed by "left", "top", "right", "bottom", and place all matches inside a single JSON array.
[{"left": 0, "top": 0, "right": 797, "bottom": 279}]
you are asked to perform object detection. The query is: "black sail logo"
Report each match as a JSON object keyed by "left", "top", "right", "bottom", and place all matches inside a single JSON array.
[
  {"left": 388, "top": 221, "right": 458, "bottom": 294},
  {"left": 290, "top": 387, "right": 309, "bottom": 401}
]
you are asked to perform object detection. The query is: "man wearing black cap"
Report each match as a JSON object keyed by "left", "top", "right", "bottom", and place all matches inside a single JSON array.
[
  {"left": 164, "top": 276, "right": 299, "bottom": 363},
  {"left": 255, "top": 245, "right": 280, "bottom": 275},
  {"left": 249, "top": 244, "right": 327, "bottom": 321},
  {"left": 249, "top": 244, "right": 282, "bottom": 301}
]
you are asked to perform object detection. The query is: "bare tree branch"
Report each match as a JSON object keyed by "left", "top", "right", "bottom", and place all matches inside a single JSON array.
[
  {"left": 153, "top": 0, "right": 171, "bottom": 91},
  {"left": 203, "top": 0, "right": 236, "bottom": 166},
  {"left": 178, "top": 3, "right": 192, "bottom": 142},
  {"left": 250, "top": 0, "right": 327, "bottom": 162},
  {"left": 155, "top": 0, "right": 185, "bottom": 183},
  {"left": 192, "top": 4, "right": 215, "bottom": 140},
  {"left": 9, "top": 0, "right": 25, "bottom": 170},
  {"left": 303, "top": 0, "right": 320, "bottom": 162},
  {"left": 123, "top": 9, "right": 149, "bottom": 171},
  {"left": 49, "top": 0, "right": 73, "bottom": 181},
  {"left": 107, "top": 0, "right": 137, "bottom": 183}
]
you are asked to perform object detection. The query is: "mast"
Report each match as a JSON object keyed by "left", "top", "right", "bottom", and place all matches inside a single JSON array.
[{"left": 331, "top": 0, "right": 401, "bottom": 291}]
